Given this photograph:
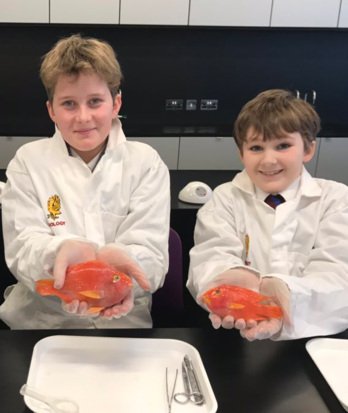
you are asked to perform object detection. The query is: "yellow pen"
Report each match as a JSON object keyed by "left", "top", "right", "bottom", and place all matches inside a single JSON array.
[{"left": 244, "top": 234, "right": 251, "bottom": 266}]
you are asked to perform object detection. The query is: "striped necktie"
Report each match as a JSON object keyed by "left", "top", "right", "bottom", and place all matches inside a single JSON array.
[{"left": 264, "top": 194, "right": 285, "bottom": 209}]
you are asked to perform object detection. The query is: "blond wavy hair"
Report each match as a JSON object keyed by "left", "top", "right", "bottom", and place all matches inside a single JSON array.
[{"left": 40, "top": 34, "right": 123, "bottom": 101}]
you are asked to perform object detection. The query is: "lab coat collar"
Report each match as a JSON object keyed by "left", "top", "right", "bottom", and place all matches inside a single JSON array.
[
  {"left": 232, "top": 167, "right": 322, "bottom": 200},
  {"left": 255, "top": 177, "right": 300, "bottom": 202},
  {"left": 51, "top": 127, "right": 70, "bottom": 156},
  {"left": 232, "top": 169, "right": 254, "bottom": 195},
  {"left": 105, "top": 119, "right": 126, "bottom": 151},
  {"left": 299, "top": 167, "right": 322, "bottom": 198}
]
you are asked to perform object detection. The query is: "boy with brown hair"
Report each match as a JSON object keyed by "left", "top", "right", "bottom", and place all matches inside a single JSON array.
[
  {"left": 188, "top": 89, "right": 348, "bottom": 340},
  {"left": 0, "top": 34, "right": 170, "bottom": 328}
]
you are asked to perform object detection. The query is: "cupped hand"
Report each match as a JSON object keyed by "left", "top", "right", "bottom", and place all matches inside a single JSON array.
[
  {"left": 238, "top": 318, "right": 283, "bottom": 341},
  {"left": 100, "top": 290, "right": 134, "bottom": 319},
  {"left": 97, "top": 244, "right": 150, "bottom": 291},
  {"left": 61, "top": 299, "right": 99, "bottom": 317},
  {"left": 206, "top": 268, "right": 260, "bottom": 291},
  {"left": 208, "top": 313, "right": 258, "bottom": 330},
  {"left": 53, "top": 240, "right": 97, "bottom": 289}
]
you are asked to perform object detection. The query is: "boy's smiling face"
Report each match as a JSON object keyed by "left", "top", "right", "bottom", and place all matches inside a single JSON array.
[
  {"left": 47, "top": 72, "right": 121, "bottom": 163},
  {"left": 240, "top": 128, "right": 316, "bottom": 194}
]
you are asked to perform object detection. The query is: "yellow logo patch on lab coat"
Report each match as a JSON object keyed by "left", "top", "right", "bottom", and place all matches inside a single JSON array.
[{"left": 47, "top": 194, "right": 62, "bottom": 220}]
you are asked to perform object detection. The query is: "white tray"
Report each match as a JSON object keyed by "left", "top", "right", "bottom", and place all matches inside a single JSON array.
[
  {"left": 24, "top": 335, "right": 217, "bottom": 413},
  {"left": 306, "top": 337, "right": 348, "bottom": 411}
]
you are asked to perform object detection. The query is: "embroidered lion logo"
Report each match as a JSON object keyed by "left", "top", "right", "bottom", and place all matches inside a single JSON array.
[{"left": 47, "top": 194, "right": 62, "bottom": 220}]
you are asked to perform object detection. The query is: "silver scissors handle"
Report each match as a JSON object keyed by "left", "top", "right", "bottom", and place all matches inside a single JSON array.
[
  {"left": 183, "top": 355, "right": 205, "bottom": 405},
  {"left": 174, "top": 355, "right": 205, "bottom": 406},
  {"left": 174, "top": 391, "right": 204, "bottom": 405}
]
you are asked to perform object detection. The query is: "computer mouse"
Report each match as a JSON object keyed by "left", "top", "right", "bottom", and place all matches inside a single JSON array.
[{"left": 178, "top": 181, "right": 213, "bottom": 204}]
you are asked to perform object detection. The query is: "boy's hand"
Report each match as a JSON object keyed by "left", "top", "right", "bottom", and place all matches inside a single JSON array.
[
  {"left": 100, "top": 290, "right": 134, "bottom": 319},
  {"left": 97, "top": 244, "right": 150, "bottom": 291},
  {"left": 200, "top": 272, "right": 289, "bottom": 340},
  {"left": 198, "top": 268, "right": 260, "bottom": 329},
  {"left": 237, "top": 318, "right": 283, "bottom": 340},
  {"left": 260, "top": 276, "right": 290, "bottom": 326},
  {"left": 235, "top": 277, "right": 290, "bottom": 341},
  {"left": 208, "top": 308, "right": 282, "bottom": 340},
  {"left": 53, "top": 240, "right": 97, "bottom": 289},
  {"left": 208, "top": 313, "right": 259, "bottom": 330},
  {"left": 61, "top": 299, "right": 99, "bottom": 317},
  {"left": 203, "top": 268, "right": 260, "bottom": 292},
  {"left": 62, "top": 273, "right": 135, "bottom": 320}
]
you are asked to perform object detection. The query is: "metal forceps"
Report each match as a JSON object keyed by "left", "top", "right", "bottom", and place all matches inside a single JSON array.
[
  {"left": 174, "top": 355, "right": 205, "bottom": 406},
  {"left": 165, "top": 367, "right": 178, "bottom": 413}
]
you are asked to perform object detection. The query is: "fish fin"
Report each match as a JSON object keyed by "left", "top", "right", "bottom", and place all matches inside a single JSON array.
[
  {"left": 36, "top": 279, "right": 72, "bottom": 302},
  {"left": 79, "top": 290, "right": 102, "bottom": 299},
  {"left": 87, "top": 306, "right": 104, "bottom": 314},
  {"left": 228, "top": 302, "right": 245, "bottom": 310}
]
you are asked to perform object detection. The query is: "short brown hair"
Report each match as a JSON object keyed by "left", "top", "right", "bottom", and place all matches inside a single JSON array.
[
  {"left": 40, "top": 34, "right": 123, "bottom": 101},
  {"left": 233, "top": 89, "right": 320, "bottom": 152}
]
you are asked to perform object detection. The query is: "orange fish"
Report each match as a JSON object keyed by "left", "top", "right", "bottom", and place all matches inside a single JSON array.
[
  {"left": 201, "top": 284, "right": 283, "bottom": 321},
  {"left": 36, "top": 260, "right": 133, "bottom": 314}
]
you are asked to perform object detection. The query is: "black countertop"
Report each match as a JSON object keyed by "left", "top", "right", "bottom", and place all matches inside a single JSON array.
[{"left": 1, "top": 328, "right": 347, "bottom": 413}]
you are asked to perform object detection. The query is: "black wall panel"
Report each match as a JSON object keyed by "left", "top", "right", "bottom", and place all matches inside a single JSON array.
[{"left": 0, "top": 24, "right": 347, "bottom": 137}]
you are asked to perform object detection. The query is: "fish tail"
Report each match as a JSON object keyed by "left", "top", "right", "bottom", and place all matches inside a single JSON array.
[{"left": 35, "top": 279, "right": 70, "bottom": 302}]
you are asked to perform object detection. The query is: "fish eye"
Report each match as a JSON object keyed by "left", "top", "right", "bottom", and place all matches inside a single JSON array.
[
  {"left": 213, "top": 289, "right": 221, "bottom": 296},
  {"left": 112, "top": 275, "right": 120, "bottom": 283}
]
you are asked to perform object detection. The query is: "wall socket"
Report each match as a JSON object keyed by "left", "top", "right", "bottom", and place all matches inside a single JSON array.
[
  {"left": 186, "top": 99, "right": 197, "bottom": 111},
  {"left": 165, "top": 99, "right": 184, "bottom": 110},
  {"left": 165, "top": 98, "right": 218, "bottom": 111},
  {"left": 200, "top": 99, "right": 218, "bottom": 110}
]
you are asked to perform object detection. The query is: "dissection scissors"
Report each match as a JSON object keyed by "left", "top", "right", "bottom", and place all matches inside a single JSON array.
[{"left": 174, "top": 355, "right": 205, "bottom": 406}]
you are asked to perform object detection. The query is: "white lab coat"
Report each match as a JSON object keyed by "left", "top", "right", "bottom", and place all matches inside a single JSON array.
[
  {"left": 0, "top": 181, "right": 4, "bottom": 203},
  {"left": 0, "top": 121, "right": 170, "bottom": 329},
  {"left": 187, "top": 168, "right": 348, "bottom": 340}
]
